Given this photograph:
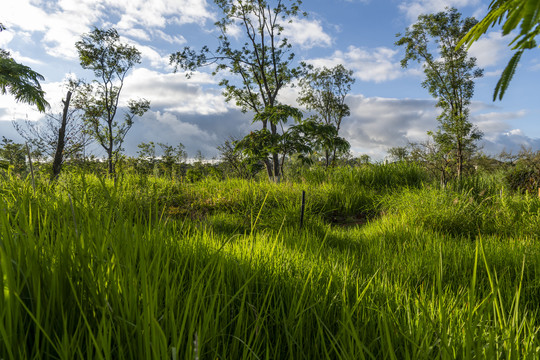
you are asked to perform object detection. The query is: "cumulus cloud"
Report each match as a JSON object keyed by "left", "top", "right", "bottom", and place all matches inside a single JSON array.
[
  {"left": 307, "top": 46, "right": 405, "bottom": 83},
  {"left": 108, "top": 0, "right": 214, "bottom": 30},
  {"left": 472, "top": 109, "right": 526, "bottom": 139},
  {"left": 122, "top": 68, "right": 229, "bottom": 115},
  {"left": 282, "top": 18, "right": 333, "bottom": 49},
  {"left": 339, "top": 94, "right": 532, "bottom": 160},
  {"left": 0, "top": 78, "right": 71, "bottom": 123},
  {"left": 468, "top": 31, "right": 512, "bottom": 68},
  {"left": 480, "top": 131, "right": 540, "bottom": 156},
  {"left": 4, "top": 0, "right": 213, "bottom": 60},
  {"left": 341, "top": 95, "right": 438, "bottom": 156}
]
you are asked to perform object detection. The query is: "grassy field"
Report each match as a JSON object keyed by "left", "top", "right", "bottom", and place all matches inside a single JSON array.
[{"left": 1, "top": 164, "right": 540, "bottom": 359}]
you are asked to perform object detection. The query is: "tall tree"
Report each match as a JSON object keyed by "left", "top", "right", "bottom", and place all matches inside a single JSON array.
[
  {"left": 459, "top": 0, "right": 540, "bottom": 100},
  {"left": 0, "top": 24, "right": 49, "bottom": 112},
  {"left": 297, "top": 63, "right": 354, "bottom": 168},
  {"left": 170, "top": 0, "right": 305, "bottom": 181},
  {"left": 75, "top": 28, "right": 150, "bottom": 177},
  {"left": 396, "top": 7, "right": 484, "bottom": 181}
]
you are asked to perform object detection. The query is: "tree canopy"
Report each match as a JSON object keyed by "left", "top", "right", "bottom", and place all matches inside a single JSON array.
[
  {"left": 75, "top": 27, "right": 150, "bottom": 177},
  {"left": 396, "top": 7, "right": 483, "bottom": 181},
  {"left": 170, "top": 0, "right": 305, "bottom": 180}
]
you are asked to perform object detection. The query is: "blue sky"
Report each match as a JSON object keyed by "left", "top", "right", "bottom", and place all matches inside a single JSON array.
[{"left": 1, "top": 0, "right": 539, "bottom": 160}]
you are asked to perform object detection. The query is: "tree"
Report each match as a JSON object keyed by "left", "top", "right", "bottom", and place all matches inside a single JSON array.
[
  {"left": 408, "top": 139, "right": 453, "bottom": 185},
  {"left": 0, "top": 136, "right": 26, "bottom": 174},
  {"left": 136, "top": 141, "right": 157, "bottom": 175},
  {"left": 459, "top": 0, "right": 540, "bottom": 100},
  {"left": 75, "top": 28, "right": 150, "bottom": 177},
  {"left": 158, "top": 142, "right": 187, "bottom": 178},
  {"left": 387, "top": 146, "right": 409, "bottom": 162},
  {"left": 14, "top": 80, "right": 91, "bottom": 180},
  {"left": 170, "top": 0, "right": 305, "bottom": 181},
  {"left": 396, "top": 7, "right": 484, "bottom": 182},
  {"left": 297, "top": 63, "right": 355, "bottom": 168},
  {"left": 217, "top": 137, "right": 262, "bottom": 179},
  {"left": 0, "top": 24, "right": 49, "bottom": 112}
]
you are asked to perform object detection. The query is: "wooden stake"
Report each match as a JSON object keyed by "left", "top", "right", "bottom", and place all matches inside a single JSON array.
[{"left": 300, "top": 190, "right": 306, "bottom": 229}]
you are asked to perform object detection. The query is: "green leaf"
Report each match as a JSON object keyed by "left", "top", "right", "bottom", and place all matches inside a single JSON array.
[{"left": 493, "top": 50, "right": 523, "bottom": 101}]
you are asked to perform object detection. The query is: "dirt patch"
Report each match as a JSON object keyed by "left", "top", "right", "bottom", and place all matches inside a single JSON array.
[{"left": 328, "top": 212, "right": 369, "bottom": 228}]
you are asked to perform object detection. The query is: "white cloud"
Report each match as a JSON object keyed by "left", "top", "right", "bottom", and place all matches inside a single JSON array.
[
  {"left": 480, "top": 130, "right": 540, "bottom": 155},
  {"left": 468, "top": 31, "right": 512, "bottom": 68},
  {"left": 104, "top": 0, "right": 214, "bottom": 29},
  {"left": 7, "top": 50, "right": 44, "bottom": 66},
  {"left": 337, "top": 94, "right": 532, "bottom": 160},
  {"left": 122, "top": 68, "right": 229, "bottom": 115},
  {"left": 283, "top": 18, "right": 333, "bottom": 49},
  {"left": 399, "top": 0, "right": 481, "bottom": 21},
  {"left": 4, "top": 0, "right": 212, "bottom": 60},
  {"left": 155, "top": 30, "right": 186, "bottom": 45},
  {"left": 342, "top": 95, "right": 438, "bottom": 155},
  {"left": 472, "top": 110, "right": 526, "bottom": 140},
  {"left": 0, "top": 78, "right": 71, "bottom": 123},
  {"left": 308, "top": 46, "right": 404, "bottom": 83}
]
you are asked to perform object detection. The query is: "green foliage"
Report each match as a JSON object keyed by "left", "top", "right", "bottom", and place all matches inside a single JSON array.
[
  {"left": 396, "top": 7, "right": 483, "bottom": 181},
  {"left": 0, "top": 26, "right": 49, "bottom": 112},
  {"left": 503, "top": 147, "right": 540, "bottom": 192},
  {"left": 74, "top": 27, "right": 150, "bottom": 176},
  {"left": 170, "top": 0, "right": 306, "bottom": 179},
  {"left": 158, "top": 142, "right": 187, "bottom": 178},
  {"left": 460, "top": 0, "right": 540, "bottom": 100},
  {"left": 387, "top": 146, "right": 409, "bottom": 162},
  {"left": 297, "top": 64, "right": 354, "bottom": 167},
  {"left": 0, "top": 136, "right": 26, "bottom": 174},
  {"left": 217, "top": 137, "right": 263, "bottom": 179}
]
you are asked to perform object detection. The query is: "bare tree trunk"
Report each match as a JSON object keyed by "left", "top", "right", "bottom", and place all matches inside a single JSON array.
[
  {"left": 457, "top": 141, "right": 463, "bottom": 182},
  {"left": 264, "top": 158, "right": 273, "bottom": 179},
  {"left": 51, "top": 91, "right": 72, "bottom": 181},
  {"left": 108, "top": 149, "right": 114, "bottom": 176}
]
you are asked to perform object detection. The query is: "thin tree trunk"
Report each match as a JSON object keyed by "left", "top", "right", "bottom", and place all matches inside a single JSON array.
[
  {"left": 270, "top": 122, "right": 280, "bottom": 182},
  {"left": 51, "top": 91, "right": 72, "bottom": 181}
]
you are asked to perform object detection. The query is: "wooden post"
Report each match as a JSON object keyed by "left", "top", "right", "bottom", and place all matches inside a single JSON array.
[
  {"left": 300, "top": 190, "right": 306, "bottom": 229},
  {"left": 26, "top": 143, "right": 35, "bottom": 195}
]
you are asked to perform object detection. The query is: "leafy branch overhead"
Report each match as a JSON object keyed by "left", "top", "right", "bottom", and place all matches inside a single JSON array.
[
  {"left": 0, "top": 23, "right": 50, "bottom": 112},
  {"left": 459, "top": 0, "right": 540, "bottom": 100}
]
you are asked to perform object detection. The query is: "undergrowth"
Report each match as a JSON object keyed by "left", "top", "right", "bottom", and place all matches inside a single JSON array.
[{"left": 1, "top": 164, "right": 539, "bottom": 359}]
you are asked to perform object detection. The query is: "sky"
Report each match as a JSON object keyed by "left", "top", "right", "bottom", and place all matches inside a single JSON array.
[{"left": 1, "top": 0, "right": 539, "bottom": 161}]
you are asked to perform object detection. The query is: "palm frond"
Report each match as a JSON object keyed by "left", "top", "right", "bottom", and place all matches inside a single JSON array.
[
  {"left": 493, "top": 50, "right": 522, "bottom": 101},
  {"left": 0, "top": 57, "right": 49, "bottom": 112}
]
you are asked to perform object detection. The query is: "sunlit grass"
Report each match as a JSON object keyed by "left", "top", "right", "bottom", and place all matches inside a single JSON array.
[{"left": 1, "top": 166, "right": 540, "bottom": 358}]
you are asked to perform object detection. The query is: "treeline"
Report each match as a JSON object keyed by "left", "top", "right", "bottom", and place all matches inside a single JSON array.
[
  {"left": 0, "top": 135, "right": 368, "bottom": 182},
  {"left": 2, "top": 132, "right": 540, "bottom": 194}
]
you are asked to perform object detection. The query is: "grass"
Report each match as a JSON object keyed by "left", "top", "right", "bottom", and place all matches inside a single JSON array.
[{"left": 1, "top": 164, "right": 540, "bottom": 359}]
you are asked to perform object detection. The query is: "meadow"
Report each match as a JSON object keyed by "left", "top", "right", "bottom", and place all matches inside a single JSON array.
[{"left": 1, "top": 163, "right": 540, "bottom": 359}]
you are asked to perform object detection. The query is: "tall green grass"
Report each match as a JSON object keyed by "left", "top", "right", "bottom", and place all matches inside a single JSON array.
[{"left": 1, "top": 166, "right": 540, "bottom": 358}]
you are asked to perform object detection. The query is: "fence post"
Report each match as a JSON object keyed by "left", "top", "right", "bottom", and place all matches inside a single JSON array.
[{"left": 300, "top": 190, "right": 306, "bottom": 229}]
